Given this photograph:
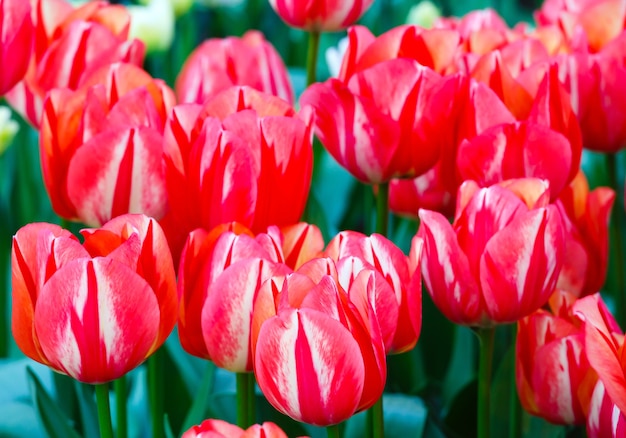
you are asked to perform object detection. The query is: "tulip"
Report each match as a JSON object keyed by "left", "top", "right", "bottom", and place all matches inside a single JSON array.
[
  {"left": 6, "top": 0, "right": 145, "bottom": 126},
  {"left": 269, "top": 0, "right": 374, "bottom": 32},
  {"left": 457, "top": 121, "right": 574, "bottom": 201},
  {"left": 555, "top": 171, "right": 614, "bottom": 296},
  {"left": 253, "top": 258, "right": 387, "bottom": 426},
  {"left": 587, "top": 380, "right": 626, "bottom": 438},
  {"left": 177, "top": 223, "right": 284, "bottom": 364},
  {"left": 516, "top": 290, "right": 597, "bottom": 424},
  {"left": 300, "top": 58, "right": 442, "bottom": 183},
  {"left": 11, "top": 214, "right": 177, "bottom": 383},
  {"left": 324, "top": 231, "right": 423, "bottom": 353},
  {"left": 182, "top": 419, "right": 292, "bottom": 438},
  {"left": 176, "top": 31, "right": 293, "bottom": 105},
  {"left": 39, "top": 62, "right": 175, "bottom": 226},
  {"left": 163, "top": 86, "right": 313, "bottom": 260},
  {"left": 418, "top": 178, "right": 564, "bottom": 326},
  {"left": 0, "top": 0, "right": 32, "bottom": 96}
]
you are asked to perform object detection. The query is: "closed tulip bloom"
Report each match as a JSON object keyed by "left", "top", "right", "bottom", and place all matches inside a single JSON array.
[
  {"left": 7, "top": 0, "right": 144, "bottom": 126},
  {"left": 301, "top": 58, "right": 442, "bottom": 183},
  {"left": 555, "top": 171, "right": 614, "bottom": 297},
  {"left": 253, "top": 258, "right": 387, "bottom": 426},
  {"left": 324, "top": 231, "right": 423, "bottom": 353},
  {"left": 176, "top": 30, "right": 293, "bottom": 105},
  {"left": 163, "top": 86, "right": 313, "bottom": 259},
  {"left": 11, "top": 214, "right": 177, "bottom": 383},
  {"left": 516, "top": 290, "right": 602, "bottom": 424},
  {"left": 40, "top": 62, "right": 175, "bottom": 226},
  {"left": 418, "top": 178, "right": 565, "bottom": 326},
  {"left": 182, "top": 419, "right": 292, "bottom": 438},
  {"left": 269, "top": 0, "right": 373, "bottom": 32},
  {"left": 0, "top": 0, "right": 32, "bottom": 96}
]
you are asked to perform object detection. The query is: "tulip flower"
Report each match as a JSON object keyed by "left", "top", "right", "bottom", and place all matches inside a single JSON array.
[
  {"left": 163, "top": 86, "right": 313, "bottom": 260},
  {"left": 182, "top": 419, "right": 292, "bottom": 438},
  {"left": 39, "top": 62, "right": 175, "bottom": 226},
  {"left": 269, "top": 0, "right": 374, "bottom": 32},
  {"left": 176, "top": 31, "right": 293, "bottom": 105},
  {"left": 253, "top": 258, "right": 387, "bottom": 426},
  {"left": 11, "top": 214, "right": 177, "bottom": 383},
  {"left": 516, "top": 290, "right": 599, "bottom": 424},
  {"left": 300, "top": 58, "right": 442, "bottom": 183},
  {"left": 457, "top": 121, "right": 574, "bottom": 201},
  {"left": 323, "top": 231, "right": 423, "bottom": 353},
  {"left": 587, "top": 380, "right": 626, "bottom": 437},
  {"left": 6, "top": 0, "right": 145, "bottom": 126},
  {"left": 418, "top": 178, "right": 565, "bottom": 326},
  {"left": 177, "top": 223, "right": 291, "bottom": 370},
  {"left": 555, "top": 171, "right": 614, "bottom": 296},
  {"left": 0, "top": 0, "right": 32, "bottom": 96}
]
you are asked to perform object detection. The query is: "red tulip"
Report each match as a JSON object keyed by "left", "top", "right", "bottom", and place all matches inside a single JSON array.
[
  {"left": 457, "top": 121, "right": 574, "bottom": 200},
  {"left": 268, "top": 0, "right": 373, "bottom": 31},
  {"left": 338, "top": 25, "right": 461, "bottom": 81},
  {"left": 301, "top": 58, "right": 442, "bottom": 183},
  {"left": 324, "top": 231, "right": 423, "bottom": 353},
  {"left": 388, "top": 74, "right": 516, "bottom": 218},
  {"left": 182, "top": 419, "right": 292, "bottom": 438},
  {"left": 418, "top": 178, "right": 565, "bottom": 326},
  {"left": 11, "top": 214, "right": 177, "bottom": 383},
  {"left": 176, "top": 30, "right": 293, "bottom": 105},
  {"left": 39, "top": 62, "right": 175, "bottom": 226},
  {"left": 6, "top": 0, "right": 144, "bottom": 126},
  {"left": 555, "top": 171, "right": 614, "bottom": 297},
  {"left": 516, "top": 290, "right": 599, "bottom": 424},
  {"left": 253, "top": 258, "right": 386, "bottom": 426},
  {"left": 0, "top": 0, "right": 33, "bottom": 95},
  {"left": 587, "top": 380, "right": 626, "bottom": 438},
  {"left": 163, "top": 86, "right": 313, "bottom": 260}
]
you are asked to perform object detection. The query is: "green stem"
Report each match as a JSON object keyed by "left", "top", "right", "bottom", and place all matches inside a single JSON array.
[
  {"left": 376, "top": 182, "right": 390, "bottom": 237},
  {"left": 95, "top": 383, "right": 114, "bottom": 438},
  {"left": 607, "top": 152, "right": 626, "bottom": 325},
  {"left": 115, "top": 376, "right": 127, "bottom": 438},
  {"left": 477, "top": 327, "right": 495, "bottom": 438},
  {"left": 237, "top": 372, "right": 255, "bottom": 428},
  {"left": 327, "top": 423, "right": 341, "bottom": 438},
  {"left": 366, "top": 397, "right": 384, "bottom": 438},
  {"left": 509, "top": 326, "right": 521, "bottom": 438},
  {"left": 306, "top": 30, "right": 321, "bottom": 86},
  {"left": 148, "top": 349, "right": 164, "bottom": 438}
]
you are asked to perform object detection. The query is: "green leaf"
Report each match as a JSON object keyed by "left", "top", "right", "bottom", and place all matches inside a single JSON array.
[
  {"left": 73, "top": 381, "right": 99, "bottom": 438},
  {"left": 181, "top": 362, "right": 216, "bottom": 432},
  {"left": 26, "top": 367, "right": 82, "bottom": 438}
]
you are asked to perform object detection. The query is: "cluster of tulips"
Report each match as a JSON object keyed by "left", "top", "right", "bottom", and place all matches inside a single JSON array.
[{"left": 2, "top": 0, "right": 626, "bottom": 437}]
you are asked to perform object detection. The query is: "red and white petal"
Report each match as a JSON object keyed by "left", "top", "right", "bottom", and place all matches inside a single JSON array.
[{"left": 34, "top": 258, "right": 160, "bottom": 383}]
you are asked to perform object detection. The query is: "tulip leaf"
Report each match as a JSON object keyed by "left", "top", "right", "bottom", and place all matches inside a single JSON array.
[
  {"left": 442, "top": 326, "right": 477, "bottom": 406},
  {"left": 26, "top": 367, "right": 82, "bottom": 438},
  {"left": 180, "top": 362, "right": 216, "bottom": 432},
  {"left": 73, "top": 381, "right": 99, "bottom": 438},
  {"left": 164, "top": 332, "right": 206, "bottom": 397}
]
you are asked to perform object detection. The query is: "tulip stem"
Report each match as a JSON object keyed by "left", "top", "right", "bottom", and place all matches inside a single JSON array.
[
  {"left": 306, "top": 30, "right": 321, "bottom": 86},
  {"left": 327, "top": 424, "right": 341, "bottom": 438},
  {"left": 509, "top": 326, "right": 522, "bottom": 438},
  {"left": 607, "top": 152, "right": 626, "bottom": 325},
  {"left": 367, "top": 397, "right": 384, "bottom": 438},
  {"left": 477, "top": 327, "right": 495, "bottom": 438},
  {"left": 95, "top": 383, "right": 114, "bottom": 438},
  {"left": 236, "top": 372, "right": 255, "bottom": 428},
  {"left": 148, "top": 349, "right": 164, "bottom": 438},
  {"left": 376, "top": 182, "right": 390, "bottom": 237},
  {"left": 114, "top": 376, "right": 127, "bottom": 438}
]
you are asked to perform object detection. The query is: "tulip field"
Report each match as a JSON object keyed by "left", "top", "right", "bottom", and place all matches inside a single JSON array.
[{"left": 2, "top": 0, "right": 626, "bottom": 437}]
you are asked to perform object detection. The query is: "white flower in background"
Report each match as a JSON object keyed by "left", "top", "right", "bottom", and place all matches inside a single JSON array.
[
  {"left": 129, "top": 0, "right": 175, "bottom": 53},
  {"left": 0, "top": 107, "right": 18, "bottom": 156},
  {"left": 325, "top": 36, "right": 349, "bottom": 78},
  {"left": 406, "top": 1, "right": 441, "bottom": 28},
  {"left": 138, "top": 0, "right": 194, "bottom": 17}
]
